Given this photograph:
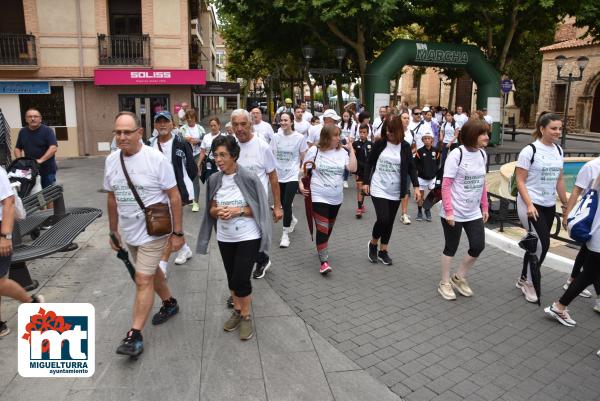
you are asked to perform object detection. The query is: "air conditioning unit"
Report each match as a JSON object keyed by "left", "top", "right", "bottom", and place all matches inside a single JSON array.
[{"left": 191, "top": 18, "right": 203, "bottom": 45}]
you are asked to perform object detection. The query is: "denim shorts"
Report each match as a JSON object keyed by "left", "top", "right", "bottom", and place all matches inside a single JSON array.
[{"left": 41, "top": 174, "right": 56, "bottom": 189}]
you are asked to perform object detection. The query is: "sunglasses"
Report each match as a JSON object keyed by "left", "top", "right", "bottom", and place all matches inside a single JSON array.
[{"left": 413, "top": 112, "right": 422, "bottom": 115}]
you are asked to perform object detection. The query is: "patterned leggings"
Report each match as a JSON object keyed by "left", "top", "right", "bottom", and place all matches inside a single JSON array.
[{"left": 313, "top": 202, "right": 341, "bottom": 263}]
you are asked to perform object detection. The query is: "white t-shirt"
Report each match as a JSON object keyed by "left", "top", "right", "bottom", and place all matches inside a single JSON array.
[
  {"left": 339, "top": 122, "right": 353, "bottom": 141},
  {"left": 303, "top": 110, "right": 313, "bottom": 123},
  {"left": 214, "top": 173, "right": 261, "bottom": 242},
  {"left": 305, "top": 146, "right": 349, "bottom": 205},
  {"left": 404, "top": 129, "right": 413, "bottom": 148},
  {"left": 516, "top": 140, "right": 563, "bottom": 207},
  {"left": 370, "top": 142, "right": 402, "bottom": 201},
  {"left": 372, "top": 117, "right": 385, "bottom": 138},
  {"left": 253, "top": 121, "right": 274, "bottom": 144},
  {"left": 454, "top": 113, "right": 468, "bottom": 129},
  {"left": 294, "top": 119, "right": 310, "bottom": 138},
  {"left": 181, "top": 124, "right": 205, "bottom": 156},
  {"left": 0, "top": 168, "right": 15, "bottom": 221},
  {"left": 440, "top": 146, "right": 487, "bottom": 222},
  {"left": 151, "top": 137, "right": 194, "bottom": 202},
  {"left": 201, "top": 132, "right": 225, "bottom": 169},
  {"left": 237, "top": 135, "right": 277, "bottom": 195},
  {"left": 408, "top": 120, "right": 433, "bottom": 150},
  {"left": 577, "top": 158, "right": 600, "bottom": 251},
  {"left": 104, "top": 146, "right": 176, "bottom": 246},
  {"left": 307, "top": 124, "right": 323, "bottom": 145},
  {"left": 441, "top": 122, "right": 456, "bottom": 144},
  {"left": 271, "top": 131, "right": 308, "bottom": 183}
]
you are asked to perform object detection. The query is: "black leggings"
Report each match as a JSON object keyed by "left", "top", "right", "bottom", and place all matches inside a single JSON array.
[
  {"left": 570, "top": 244, "right": 600, "bottom": 295},
  {"left": 371, "top": 196, "right": 401, "bottom": 245},
  {"left": 441, "top": 218, "right": 485, "bottom": 257},
  {"left": 218, "top": 239, "right": 261, "bottom": 297},
  {"left": 279, "top": 181, "right": 299, "bottom": 227},
  {"left": 313, "top": 202, "right": 341, "bottom": 263},
  {"left": 560, "top": 249, "right": 600, "bottom": 306},
  {"left": 517, "top": 199, "right": 556, "bottom": 278}
]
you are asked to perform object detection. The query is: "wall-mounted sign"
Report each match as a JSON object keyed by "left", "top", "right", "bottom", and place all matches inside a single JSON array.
[
  {"left": 94, "top": 69, "right": 206, "bottom": 86},
  {"left": 0, "top": 81, "right": 50, "bottom": 94}
]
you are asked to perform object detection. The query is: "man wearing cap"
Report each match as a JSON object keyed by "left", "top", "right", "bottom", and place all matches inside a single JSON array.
[
  {"left": 251, "top": 107, "right": 274, "bottom": 144},
  {"left": 149, "top": 111, "right": 197, "bottom": 265},
  {"left": 307, "top": 109, "right": 341, "bottom": 147},
  {"left": 276, "top": 98, "right": 294, "bottom": 124}
]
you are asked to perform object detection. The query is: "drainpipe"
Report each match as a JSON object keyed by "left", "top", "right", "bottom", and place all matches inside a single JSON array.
[{"left": 75, "top": 0, "right": 90, "bottom": 155}]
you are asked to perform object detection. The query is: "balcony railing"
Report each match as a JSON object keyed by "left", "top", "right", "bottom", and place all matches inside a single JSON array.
[
  {"left": 98, "top": 34, "right": 150, "bottom": 66},
  {"left": 0, "top": 33, "right": 37, "bottom": 66}
]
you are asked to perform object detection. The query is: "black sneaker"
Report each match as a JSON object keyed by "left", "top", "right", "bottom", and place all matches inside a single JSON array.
[
  {"left": 368, "top": 241, "right": 378, "bottom": 263},
  {"left": 0, "top": 321, "right": 10, "bottom": 337},
  {"left": 377, "top": 250, "right": 393, "bottom": 265},
  {"left": 151, "top": 299, "right": 179, "bottom": 325},
  {"left": 416, "top": 211, "right": 423, "bottom": 221},
  {"left": 226, "top": 295, "right": 234, "bottom": 308},
  {"left": 425, "top": 209, "right": 432, "bottom": 222},
  {"left": 253, "top": 260, "right": 271, "bottom": 279},
  {"left": 116, "top": 330, "right": 144, "bottom": 356}
]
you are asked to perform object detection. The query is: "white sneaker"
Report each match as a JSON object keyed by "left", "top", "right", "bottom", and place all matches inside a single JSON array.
[
  {"left": 516, "top": 276, "right": 526, "bottom": 289},
  {"left": 562, "top": 281, "right": 592, "bottom": 298},
  {"left": 343, "top": 181, "right": 349, "bottom": 188},
  {"left": 280, "top": 231, "right": 290, "bottom": 248},
  {"left": 288, "top": 216, "right": 298, "bottom": 233},
  {"left": 401, "top": 214, "right": 411, "bottom": 225},
  {"left": 594, "top": 299, "right": 600, "bottom": 314},
  {"left": 544, "top": 303, "right": 576, "bottom": 327},
  {"left": 174, "top": 247, "right": 192, "bottom": 265},
  {"left": 521, "top": 281, "right": 538, "bottom": 303},
  {"left": 438, "top": 281, "right": 456, "bottom": 300}
]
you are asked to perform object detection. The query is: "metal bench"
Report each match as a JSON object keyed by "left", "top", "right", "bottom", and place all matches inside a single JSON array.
[{"left": 8, "top": 184, "right": 102, "bottom": 290}]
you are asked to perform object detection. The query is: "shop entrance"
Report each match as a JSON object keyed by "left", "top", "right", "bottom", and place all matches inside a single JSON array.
[{"left": 119, "top": 94, "right": 169, "bottom": 140}]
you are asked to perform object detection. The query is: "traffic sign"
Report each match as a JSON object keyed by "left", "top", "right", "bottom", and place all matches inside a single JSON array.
[{"left": 501, "top": 79, "right": 513, "bottom": 94}]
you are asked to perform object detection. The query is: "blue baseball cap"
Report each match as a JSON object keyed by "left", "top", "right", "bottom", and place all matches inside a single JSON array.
[{"left": 154, "top": 111, "right": 173, "bottom": 122}]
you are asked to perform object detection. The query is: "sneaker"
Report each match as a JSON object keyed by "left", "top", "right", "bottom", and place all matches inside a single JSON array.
[
  {"left": 116, "top": 330, "right": 144, "bottom": 356},
  {"left": 253, "top": 260, "right": 271, "bottom": 279},
  {"left": 226, "top": 295, "right": 234, "bottom": 308},
  {"left": 562, "top": 282, "right": 592, "bottom": 298},
  {"left": 367, "top": 241, "right": 378, "bottom": 263},
  {"left": 438, "top": 281, "right": 456, "bottom": 300},
  {"left": 544, "top": 303, "right": 576, "bottom": 327},
  {"left": 593, "top": 299, "right": 600, "bottom": 314},
  {"left": 152, "top": 299, "right": 179, "bottom": 325},
  {"left": 239, "top": 315, "right": 254, "bottom": 340},
  {"left": 521, "top": 281, "right": 538, "bottom": 303},
  {"left": 343, "top": 181, "right": 349, "bottom": 188},
  {"left": 191, "top": 202, "right": 200, "bottom": 212},
  {"left": 355, "top": 208, "right": 363, "bottom": 218},
  {"left": 401, "top": 214, "right": 411, "bottom": 225},
  {"left": 288, "top": 216, "right": 298, "bottom": 233},
  {"left": 425, "top": 209, "right": 432, "bottom": 222},
  {"left": 0, "top": 321, "right": 10, "bottom": 337},
  {"left": 31, "top": 294, "right": 44, "bottom": 303},
  {"left": 416, "top": 211, "right": 423, "bottom": 221},
  {"left": 280, "top": 231, "right": 290, "bottom": 248},
  {"left": 174, "top": 247, "right": 192, "bottom": 265},
  {"left": 451, "top": 274, "right": 473, "bottom": 297},
  {"left": 320, "top": 262, "right": 332, "bottom": 275},
  {"left": 377, "top": 250, "right": 393, "bottom": 265},
  {"left": 223, "top": 310, "right": 242, "bottom": 332},
  {"left": 515, "top": 276, "right": 526, "bottom": 289}
]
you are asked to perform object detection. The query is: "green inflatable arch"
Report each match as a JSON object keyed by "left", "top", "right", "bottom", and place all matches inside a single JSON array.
[{"left": 365, "top": 39, "right": 501, "bottom": 145}]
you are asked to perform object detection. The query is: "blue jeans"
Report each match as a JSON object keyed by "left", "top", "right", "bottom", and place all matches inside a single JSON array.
[{"left": 41, "top": 174, "right": 56, "bottom": 188}]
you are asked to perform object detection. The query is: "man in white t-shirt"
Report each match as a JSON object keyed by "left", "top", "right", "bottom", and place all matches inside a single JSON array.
[
  {"left": 105, "top": 111, "right": 185, "bottom": 357},
  {"left": 232, "top": 108, "right": 282, "bottom": 280},
  {"left": 372, "top": 106, "right": 387, "bottom": 139},
  {"left": 293, "top": 106, "right": 310, "bottom": 138},
  {"left": 307, "top": 109, "right": 341, "bottom": 146},
  {"left": 482, "top": 108, "right": 493, "bottom": 128},
  {"left": 454, "top": 106, "right": 469, "bottom": 130},
  {"left": 408, "top": 107, "right": 433, "bottom": 150},
  {"left": 251, "top": 107, "right": 274, "bottom": 144},
  {"left": 300, "top": 101, "right": 313, "bottom": 123}
]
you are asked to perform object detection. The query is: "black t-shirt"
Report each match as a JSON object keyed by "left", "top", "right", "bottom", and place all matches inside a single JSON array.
[
  {"left": 15, "top": 124, "right": 58, "bottom": 175},
  {"left": 415, "top": 145, "right": 440, "bottom": 180},
  {"left": 352, "top": 139, "right": 372, "bottom": 172}
]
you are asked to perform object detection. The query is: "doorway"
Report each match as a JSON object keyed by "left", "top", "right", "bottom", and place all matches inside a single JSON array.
[
  {"left": 119, "top": 95, "right": 169, "bottom": 140},
  {"left": 590, "top": 84, "right": 600, "bottom": 133}
]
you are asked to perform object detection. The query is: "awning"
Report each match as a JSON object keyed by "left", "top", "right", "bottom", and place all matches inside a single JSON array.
[{"left": 94, "top": 69, "right": 206, "bottom": 86}]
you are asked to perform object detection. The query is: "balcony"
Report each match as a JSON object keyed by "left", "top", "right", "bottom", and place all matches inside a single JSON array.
[
  {"left": 0, "top": 33, "right": 38, "bottom": 68},
  {"left": 98, "top": 34, "right": 150, "bottom": 66}
]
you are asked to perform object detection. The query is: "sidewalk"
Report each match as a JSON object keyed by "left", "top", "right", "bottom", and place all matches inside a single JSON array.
[{"left": 0, "top": 157, "right": 399, "bottom": 401}]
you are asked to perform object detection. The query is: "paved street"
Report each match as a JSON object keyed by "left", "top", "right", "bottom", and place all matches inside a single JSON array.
[{"left": 0, "top": 155, "right": 599, "bottom": 401}]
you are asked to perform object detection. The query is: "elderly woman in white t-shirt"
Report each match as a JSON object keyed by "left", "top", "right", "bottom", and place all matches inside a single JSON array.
[
  {"left": 514, "top": 112, "right": 568, "bottom": 304},
  {"left": 299, "top": 124, "right": 357, "bottom": 275},
  {"left": 180, "top": 109, "right": 205, "bottom": 212},
  {"left": 438, "top": 119, "right": 489, "bottom": 301}
]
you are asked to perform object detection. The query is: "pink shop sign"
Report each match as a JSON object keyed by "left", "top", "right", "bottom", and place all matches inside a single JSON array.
[{"left": 94, "top": 69, "right": 206, "bottom": 86}]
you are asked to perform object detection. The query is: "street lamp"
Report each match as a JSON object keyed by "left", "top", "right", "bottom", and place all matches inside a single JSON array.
[
  {"left": 555, "top": 55, "right": 589, "bottom": 147},
  {"left": 302, "top": 45, "right": 316, "bottom": 113},
  {"left": 301, "top": 45, "right": 346, "bottom": 110}
]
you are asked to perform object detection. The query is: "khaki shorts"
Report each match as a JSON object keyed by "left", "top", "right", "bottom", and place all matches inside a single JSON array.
[{"left": 127, "top": 237, "right": 168, "bottom": 276}]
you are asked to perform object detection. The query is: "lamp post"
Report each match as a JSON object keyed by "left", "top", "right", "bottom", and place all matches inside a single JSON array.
[
  {"left": 438, "top": 73, "right": 447, "bottom": 107},
  {"left": 302, "top": 45, "right": 316, "bottom": 114},
  {"left": 555, "top": 55, "right": 589, "bottom": 147},
  {"left": 302, "top": 45, "right": 346, "bottom": 111}
]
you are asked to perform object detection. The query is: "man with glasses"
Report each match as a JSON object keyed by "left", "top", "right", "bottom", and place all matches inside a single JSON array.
[
  {"left": 105, "top": 111, "right": 185, "bottom": 357},
  {"left": 15, "top": 108, "right": 58, "bottom": 189}
]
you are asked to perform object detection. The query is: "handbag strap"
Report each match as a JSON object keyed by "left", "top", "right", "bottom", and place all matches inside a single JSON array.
[{"left": 119, "top": 151, "right": 146, "bottom": 211}]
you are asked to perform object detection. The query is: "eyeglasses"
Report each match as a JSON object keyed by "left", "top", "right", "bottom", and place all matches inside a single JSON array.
[
  {"left": 113, "top": 129, "right": 139, "bottom": 136},
  {"left": 413, "top": 112, "right": 422, "bottom": 115}
]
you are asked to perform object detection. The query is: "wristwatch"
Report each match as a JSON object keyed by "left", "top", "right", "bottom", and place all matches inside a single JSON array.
[
  {"left": 0, "top": 233, "right": 12, "bottom": 240},
  {"left": 172, "top": 231, "right": 184, "bottom": 237},
  {"left": 239, "top": 208, "right": 245, "bottom": 217}
]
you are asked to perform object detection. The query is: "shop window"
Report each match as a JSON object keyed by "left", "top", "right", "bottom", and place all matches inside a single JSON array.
[{"left": 19, "top": 86, "right": 67, "bottom": 130}]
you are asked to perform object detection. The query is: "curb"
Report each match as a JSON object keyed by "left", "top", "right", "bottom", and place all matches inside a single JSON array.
[{"left": 484, "top": 228, "right": 573, "bottom": 274}]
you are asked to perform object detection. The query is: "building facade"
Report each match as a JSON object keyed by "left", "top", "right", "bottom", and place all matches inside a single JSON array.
[{"left": 0, "top": 0, "right": 210, "bottom": 156}]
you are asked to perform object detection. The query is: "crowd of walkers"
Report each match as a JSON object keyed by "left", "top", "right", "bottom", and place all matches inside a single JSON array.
[{"left": 1, "top": 101, "right": 597, "bottom": 361}]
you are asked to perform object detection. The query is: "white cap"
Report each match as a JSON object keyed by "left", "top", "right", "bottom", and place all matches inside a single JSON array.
[
  {"left": 322, "top": 109, "right": 341, "bottom": 121},
  {"left": 422, "top": 106, "right": 431, "bottom": 112},
  {"left": 421, "top": 132, "right": 434, "bottom": 138}
]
